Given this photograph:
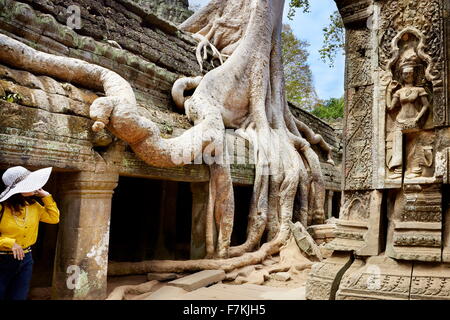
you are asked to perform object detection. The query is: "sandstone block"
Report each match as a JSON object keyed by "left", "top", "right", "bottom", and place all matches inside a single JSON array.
[
  {"left": 271, "top": 272, "right": 291, "bottom": 282},
  {"left": 168, "top": 270, "right": 225, "bottom": 291}
]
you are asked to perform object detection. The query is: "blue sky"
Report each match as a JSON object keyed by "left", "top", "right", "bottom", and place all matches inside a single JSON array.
[{"left": 188, "top": 0, "right": 345, "bottom": 101}]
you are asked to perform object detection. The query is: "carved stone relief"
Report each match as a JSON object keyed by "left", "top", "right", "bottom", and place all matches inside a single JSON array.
[
  {"left": 410, "top": 263, "right": 450, "bottom": 300},
  {"left": 344, "top": 86, "right": 374, "bottom": 190},
  {"left": 305, "top": 252, "right": 353, "bottom": 300},
  {"left": 306, "top": 0, "right": 450, "bottom": 300},
  {"left": 347, "top": 29, "right": 374, "bottom": 88},
  {"left": 336, "top": 255, "right": 413, "bottom": 300},
  {"left": 327, "top": 190, "right": 382, "bottom": 256},
  {"left": 379, "top": 0, "right": 445, "bottom": 126},
  {"left": 383, "top": 29, "right": 438, "bottom": 183},
  {"left": 379, "top": 1, "right": 446, "bottom": 264},
  {"left": 338, "top": 0, "right": 372, "bottom": 27},
  {"left": 386, "top": 184, "right": 442, "bottom": 262},
  {"left": 342, "top": 22, "right": 376, "bottom": 191}
]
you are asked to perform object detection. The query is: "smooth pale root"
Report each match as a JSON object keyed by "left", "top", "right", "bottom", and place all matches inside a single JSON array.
[
  {"left": 106, "top": 280, "right": 159, "bottom": 300},
  {"left": 0, "top": 0, "right": 334, "bottom": 300}
]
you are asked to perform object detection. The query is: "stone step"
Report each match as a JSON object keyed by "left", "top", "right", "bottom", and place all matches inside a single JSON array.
[{"left": 168, "top": 270, "right": 226, "bottom": 291}]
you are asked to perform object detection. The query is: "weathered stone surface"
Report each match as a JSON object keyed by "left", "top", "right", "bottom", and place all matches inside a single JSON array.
[
  {"left": 53, "top": 171, "right": 119, "bottom": 300},
  {"left": 290, "top": 221, "right": 323, "bottom": 260},
  {"left": 305, "top": 252, "right": 353, "bottom": 300},
  {"left": 443, "top": 203, "right": 450, "bottom": 263},
  {"left": 127, "top": 0, "right": 192, "bottom": 25},
  {"left": 336, "top": 255, "right": 413, "bottom": 300},
  {"left": 0, "top": 0, "right": 342, "bottom": 300},
  {"left": 327, "top": 190, "right": 382, "bottom": 256},
  {"left": 271, "top": 272, "right": 291, "bottom": 282},
  {"left": 168, "top": 270, "right": 225, "bottom": 292},
  {"left": 290, "top": 102, "right": 342, "bottom": 191},
  {"left": 190, "top": 182, "right": 208, "bottom": 260},
  {"left": 322, "top": 0, "right": 450, "bottom": 300},
  {"left": 410, "top": 263, "right": 450, "bottom": 300},
  {"left": 386, "top": 184, "right": 442, "bottom": 262},
  {"left": 307, "top": 223, "right": 336, "bottom": 245}
]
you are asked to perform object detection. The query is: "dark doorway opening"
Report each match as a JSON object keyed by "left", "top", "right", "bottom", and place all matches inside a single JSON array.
[
  {"left": 332, "top": 191, "right": 342, "bottom": 218},
  {"left": 230, "top": 185, "right": 252, "bottom": 246},
  {"left": 108, "top": 177, "right": 192, "bottom": 262}
]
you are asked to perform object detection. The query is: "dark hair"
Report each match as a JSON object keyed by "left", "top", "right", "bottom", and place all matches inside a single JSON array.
[{"left": 2, "top": 193, "right": 42, "bottom": 213}]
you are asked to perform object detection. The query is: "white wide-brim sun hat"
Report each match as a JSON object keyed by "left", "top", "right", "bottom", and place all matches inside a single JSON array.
[{"left": 0, "top": 166, "right": 52, "bottom": 202}]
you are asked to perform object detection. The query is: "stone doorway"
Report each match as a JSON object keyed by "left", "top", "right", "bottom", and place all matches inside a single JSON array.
[{"left": 108, "top": 177, "right": 192, "bottom": 262}]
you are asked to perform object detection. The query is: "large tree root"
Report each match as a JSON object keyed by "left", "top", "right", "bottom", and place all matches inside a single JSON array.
[
  {"left": 106, "top": 280, "right": 159, "bottom": 300},
  {"left": 107, "top": 236, "right": 313, "bottom": 300},
  {"left": 108, "top": 237, "right": 285, "bottom": 275},
  {"left": 0, "top": 0, "right": 334, "bottom": 276}
]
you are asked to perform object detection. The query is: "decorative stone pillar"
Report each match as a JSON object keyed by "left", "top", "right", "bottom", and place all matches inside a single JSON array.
[
  {"left": 52, "top": 171, "right": 118, "bottom": 300},
  {"left": 327, "top": 191, "right": 334, "bottom": 219}
]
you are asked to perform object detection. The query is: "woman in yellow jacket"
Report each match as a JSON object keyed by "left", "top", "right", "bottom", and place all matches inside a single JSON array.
[{"left": 0, "top": 166, "right": 60, "bottom": 300}]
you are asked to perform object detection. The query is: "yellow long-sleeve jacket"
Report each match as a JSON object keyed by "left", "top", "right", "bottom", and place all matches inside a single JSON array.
[{"left": 0, "top": 195, "right": 60, "bottom": 250}]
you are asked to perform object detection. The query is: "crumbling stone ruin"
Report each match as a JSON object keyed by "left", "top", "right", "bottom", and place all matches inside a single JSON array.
[
  {"left": 0, "top": 0, "right": 341, "bottom": 300},
  {"left": 306, "top": 0, "right": 450, "bottom": 300},
  {"left": 6, "top": 0, "right": 450, "bottom": 302}
]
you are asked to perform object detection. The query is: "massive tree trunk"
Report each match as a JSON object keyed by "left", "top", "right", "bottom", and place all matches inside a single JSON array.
[{"left": 0, "top": 0, "right": 333, "bottom": 275}]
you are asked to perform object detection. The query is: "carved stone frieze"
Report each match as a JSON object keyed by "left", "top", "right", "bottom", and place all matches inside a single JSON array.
[
  {"left": 336, "top": 255, "right": 413, "bottom": 300},
  {"left": 336, "top": 0, "right": 372, "bottom": 27},
  {"left": 305, "top": 252, "right": 353, "bottom": 300},
  {"left": 410, "top": 263, "right": 450, "bottom": 300}
]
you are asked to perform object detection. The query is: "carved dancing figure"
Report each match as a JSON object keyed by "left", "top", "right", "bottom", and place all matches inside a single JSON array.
[{"left": 386, "top": 47, "right": 430, "bottom": 179}]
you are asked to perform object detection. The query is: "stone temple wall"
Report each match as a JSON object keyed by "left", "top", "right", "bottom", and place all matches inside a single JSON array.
[
  {"left": 306, "top": 0, "right": 450, "bottom": 300},
  {"left": 129, "top": 0, "right": 192, "bottom": 24},
  {"left": 0, "top": 0, "right": 342, "bottom": 299}
]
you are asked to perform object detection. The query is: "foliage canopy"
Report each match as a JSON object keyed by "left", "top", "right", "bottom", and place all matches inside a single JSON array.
[
  {"left": 281, "top": 24, "right": 319, "bottom": 111},
  {"left": 311, "top": 97, "right": 344, "bottom": 120}
]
